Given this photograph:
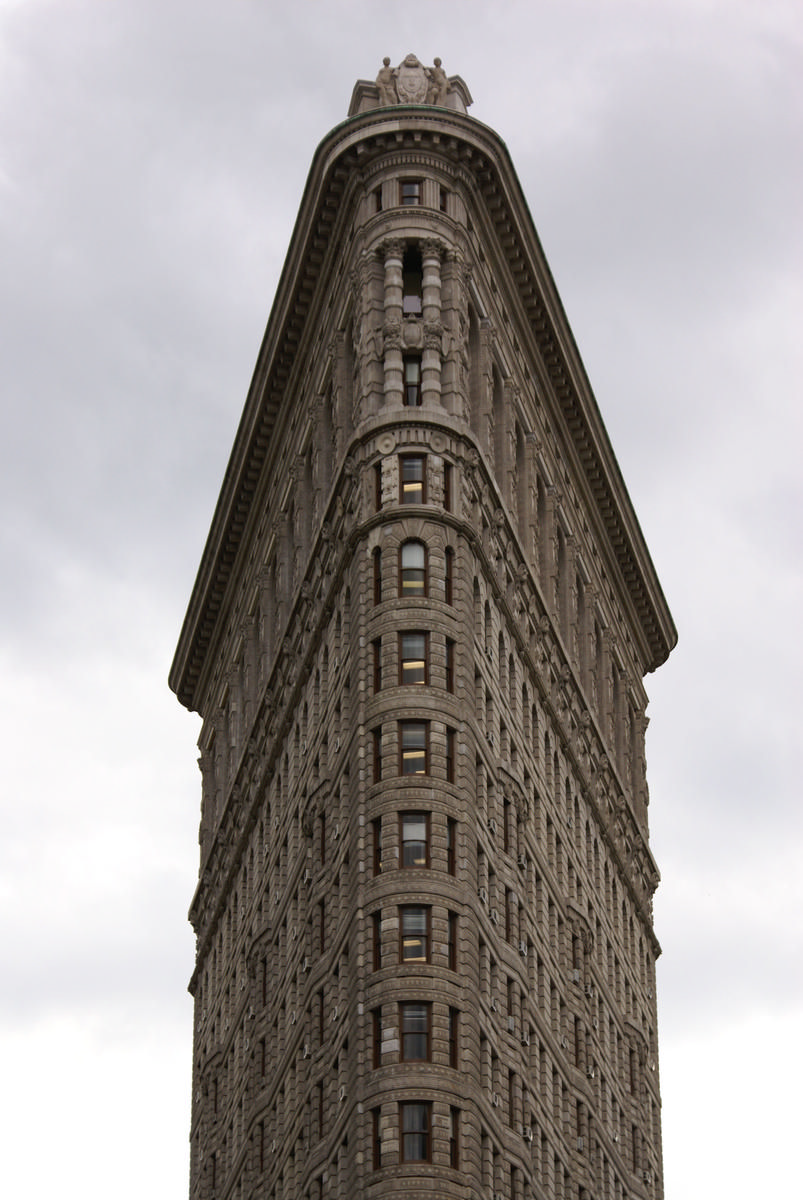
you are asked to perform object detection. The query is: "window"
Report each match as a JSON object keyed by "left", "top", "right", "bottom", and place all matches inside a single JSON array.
[
  {"left": 372, "top": 638, "right": 382, "bottom": 693},
  {"left": 373, "top": 547, "right": 382, "bottom": 605},
  {"left": 374, "top": 186, "right": 383, "bottom": 213},
  {"left": 372, "top": 727, "right": 382, "bottom": 782},
  {"left": 400, "top": 1102, "right": 431, "bottom": 1162},
  {"left": 449, "top": 1107, "right": 459, "bottom": 1168},
  {"left": 371, "top": 1108, "right": 382, "bottom": 1170},
  {"left": 400, "top": 540, "right": 426, "bottom": 597},
  {"left": 400, "top": 179, "right": 421, "bottom": 206},
  {"left": 445, "top": 638, "right": 455, "bottom": 692},
  {"left": 443, "top": 462, "right": 453, "bottom": 511},
  {"left": 449, "top": 1008, "right": 459, "bottom": 1069},
  {"left": 446, "top": 726, "right": 456, "bottom": 784},
  {"left": 399, "top": 631, "right": 428, "bottom": 685},
  {"left": 400, "top": 812, "right": 429, "bottom": 867},
  {"left": 400, "top": 1002, "right": 431, "bottom": 1061},
  {"left": 444, "top": 546, "right": 454, "bottom": 605},
  {"left": 372, "top": 1008, "right": 382, "bottom": 1068},
  {"left": 400, "top": 455, "right": 425, "bottom": 504},
  {"left": 372, "top": 817, "right": 382, "bottom": 875},
  {"left": 402, "top": 245, "right": 423, "bottom": 316},
  {"left": 440, "top": 186, "right": 449, "bottom": 213},
  {"left": 374, "top": 462, "right": 382, "bottom": 510},
  {"left": 448, "top": 910, "right": 458, "bottom": 970},
  {"left": 447, "top": 817, "right": 457, "bottom": 875},
  {"left": 372, "top": 911, "right": 382, "bottom": 970},
  {"left": 400, "top": 721, "right": 428, "bottom": 774},
  {"left": 400, "top": 906, "right": 430, "bottom": 963},
  {"left": 403, "top": 355, "right": 422, "bottom": 405}
]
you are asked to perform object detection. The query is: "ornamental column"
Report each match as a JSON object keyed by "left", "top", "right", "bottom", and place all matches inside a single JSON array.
[
  {"left": 381, "top": 239, "right": 404, "bottom": 407},
  {"left": 420, "top": 238, "right": 443, "bottom": 408}
]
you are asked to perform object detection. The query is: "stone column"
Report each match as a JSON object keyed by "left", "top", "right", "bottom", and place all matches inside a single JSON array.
[
  {"left": 381, "top": 239, "right": 404, "bottom": 407},
  {"left": 420, "top": 239, "right": 443, "bottom": 408}
]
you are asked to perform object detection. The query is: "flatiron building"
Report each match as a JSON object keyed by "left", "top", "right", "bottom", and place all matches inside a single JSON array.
[{"left": 170, "top": 55, "right": 677, "bottom": 1200}]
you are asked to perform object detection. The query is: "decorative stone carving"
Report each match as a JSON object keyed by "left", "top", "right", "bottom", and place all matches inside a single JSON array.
[{"left": 374, "top": 54, "right": 452, "bottom": 108}]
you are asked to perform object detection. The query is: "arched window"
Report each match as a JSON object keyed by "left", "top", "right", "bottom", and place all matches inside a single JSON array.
[{"left": 400, "top": 540, "right": 427, "bottom": 597}]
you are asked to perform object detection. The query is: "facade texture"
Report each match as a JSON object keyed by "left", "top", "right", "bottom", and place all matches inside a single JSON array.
[{"left": 170, "top": 56, "right": 677, "bottom": 1200}]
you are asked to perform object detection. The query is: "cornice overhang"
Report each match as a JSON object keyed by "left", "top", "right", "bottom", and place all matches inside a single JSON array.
[{"left": 170, "top": 105, "right": 676, "bottom": 712}]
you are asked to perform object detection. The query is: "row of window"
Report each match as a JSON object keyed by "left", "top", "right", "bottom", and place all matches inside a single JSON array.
[
  {"left": 371, "top": 812, "right": 457, "bottom": 873},
  {"left": 371, "top": 907, "right": 459, "bottom": 970},
  {"left": 373, "top": 180, "right": 449, "bottom": 213},
  {"left": 372, "top": 632, "right": 454, "bottom": 689},
  {"left": 372, "top": 722, "right": 456, "bottom": 780},
  {"left": 371, "top": 1102, "right": 459, "bottom": 1169},
  {"left": 373, "top": 540, "right": 453, "bottom": 603}
]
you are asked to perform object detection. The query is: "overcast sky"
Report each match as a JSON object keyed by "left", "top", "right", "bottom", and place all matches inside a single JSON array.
[{"left": 1, "top": 2, "right": 801, "bottom": 1196}]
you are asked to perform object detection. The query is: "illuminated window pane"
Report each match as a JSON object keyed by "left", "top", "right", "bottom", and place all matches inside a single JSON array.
[
  {"left": 400, "top": 632, "right": 427, "bottom": 685},
  {"left": 400, "top": 456, "right": 425, "bottom": 504},
  {"left": 400, "top": 541, "right": 426, "bottom": 596},
  {"left": 400, "top": 722, "right": 427, "bottom": 775},
  {"left": 400, "top": 906, "right": 429, "bottom": 963},
  {"left": 403, "top": 355, "right": 421, "bottom": 404}
]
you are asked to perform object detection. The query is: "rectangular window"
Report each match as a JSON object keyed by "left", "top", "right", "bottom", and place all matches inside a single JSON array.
[
  {"left": 449, "top": 1007, "right": 459, "bottom": 1069},
  {"left": 400, "top": 906, "right": 430, "bottom": 963},
  {"left": 400, "top": 179, "right": 422, "bottom": 206},
  {"left": 443, "top": 462, "right": 452, "bottom": 511},
  {"left": 374, "top": 462, "right": 382, "bottom": 510},
  {"left": 400, "top": 1102, "right": 431, "bottom": 1162},
  {"left": 449, "top": 1106, "right": 459, "bottom": 1168},
  {"left": 444, "top": 546, "right": 454, "bottom": 605},
  {"left": 446, "top": 726, "right": 456, "bottom": 784},
  {"left": 440, "top": 186, "right": 449, "bottom": 214},
  {"left": 448, "top": 910, "right": 458, "bottom": 971},
  {"left": 373, "top": 548, "right": 382, "bottom": 605},
  {"left": 372, "top": 727, "right": 382, "bottom": 783},
  {"left": 403, "top": 355, "right": 422, "bottom": 405},
  {"left": 372, "top": 911, "right": 382, "bottom": 971},
  {"left": 374, "top": 186, "right": 383, "bottom": 213},
  {"left": 400, "top": 455, "right": 425, "bottom": 504},
  {"left": 400, "top": 1002, "right": 431, "bottom": 1061},
  {"left": 372, "top": 638, "right": 382, "bottom": 693},
  {"left": 400, "top": 812, "right": 429, "bottom": 868},
  {"left": 447, "top": 817, "right": 457, "bottom": 875},
  {"left": 400, "top": 721, "right": 428, "bottom": 774},
  {"left": 372, "top": 1007, "right": 382, "bottom": 1068},
  {"left": 372, "top": 817, "right": 383, "bottom": 876},
  {"left": 321, "top": 812, "right": 326, "bottom": 865},
  {"left": 372, "top": 1107, "right": 382, "bottom": 1170},
  {"left": 399, "top": 631, "right": 428, "bottom": 685},
  {"left": 445, "top": 639, "right": 455, "bottom": 693}
]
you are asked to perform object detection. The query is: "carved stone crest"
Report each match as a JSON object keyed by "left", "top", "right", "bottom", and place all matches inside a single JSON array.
[{"left": 396, "top": 53, "right": 429, "bottom": 104}]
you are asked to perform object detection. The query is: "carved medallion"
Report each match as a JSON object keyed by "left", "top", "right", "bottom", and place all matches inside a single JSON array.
[{"left": 396, "top": 54, "right": 429, "bottom": 104}]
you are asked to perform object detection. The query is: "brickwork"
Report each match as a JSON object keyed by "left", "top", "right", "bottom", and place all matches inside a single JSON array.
[{"left": 171, "top": 61, "right": 675, "bottom": 1200}]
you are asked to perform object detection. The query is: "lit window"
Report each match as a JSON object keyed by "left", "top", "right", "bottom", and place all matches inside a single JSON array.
[
  {"left": 400, "top": 455, "right": 425, "bottom": 504},
  {"left": 400, "top": 1002, "right": 431, "bottom": 1062},
  {"left": 403, "top": 355, "right": 422, "bottom": 405},
  {"left": 400, "top": 721, "right": 428, "bottom": 775},
  {"left": 400, "top": 179, "right": 422, "bottom": 206},
  {"left": 400, "top": 540, "right": 426, "bottom": 597},
  {"left": 401, "top": 812, "right": 429, "bottom": 867},
  {"left": 400, "top": 1102, "right": 431, "bottom": 1163},
  {"left": 400, "top": 906, "right": 430, "bottom": 963},
  {"left": 400, "top": 631, "right": 428, "bottom": 685}
]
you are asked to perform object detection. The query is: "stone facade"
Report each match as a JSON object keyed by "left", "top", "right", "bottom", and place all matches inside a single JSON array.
[{"left": 170, "top": 57, "right": 676, "bottom": 1200}]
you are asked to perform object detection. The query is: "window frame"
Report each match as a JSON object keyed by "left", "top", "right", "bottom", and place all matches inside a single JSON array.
[
  {"left": 399, "top": 539, "right": 427, "bottom": 598},
  {"left": 399, "top": 720, "right": 429, "bottom": 776},
  {"left": 400, "top": 1001, "right": 432, "bottom": 1063},
  {"left": 399, "top": 630, "right": 429, "bottom": 686},
  {"left": 403, "top": 354, "right": 422, "bottom": 405},
  {"left": 399, "top": 1101, "right": 431, "bottom": 1163},
  {"left": 400, "top": 811, "right": 430, "bottom": 869},
  {"left": 399, "top": 905, "right": 431, "bottom": 965},
  {"left": 399, "top": 454, "right": 426, "bottom": 505},
  {"left": 399, "top": 179, "right": 422, "bottom": 207},
  {"left": 447, "top": 910, "right": 458, "bottom": 971}
]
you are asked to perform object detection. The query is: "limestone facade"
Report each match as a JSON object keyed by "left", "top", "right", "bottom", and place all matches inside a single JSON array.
[{"left": 170, "top": 58, "right": 676, "bottom": 1200}]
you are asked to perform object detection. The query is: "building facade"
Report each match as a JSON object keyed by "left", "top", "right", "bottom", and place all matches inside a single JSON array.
[{"left": 170, "top": 56, "right": 677, "bottom": 1200}]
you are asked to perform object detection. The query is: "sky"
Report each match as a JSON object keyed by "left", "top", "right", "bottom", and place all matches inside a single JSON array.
[{"left": 1, "top": 1, "right": 801, "bottom": 1196}]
